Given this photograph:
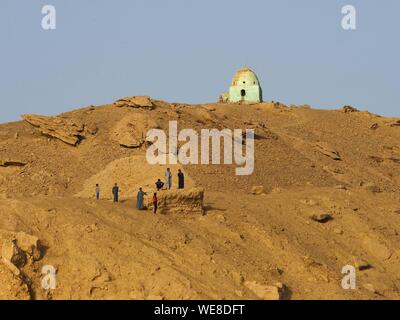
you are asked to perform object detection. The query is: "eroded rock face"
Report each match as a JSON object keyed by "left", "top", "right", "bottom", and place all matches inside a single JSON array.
[
  {"left": 342, "top": 105, "right": 359, "bottom": 113},
  {"left": 2, "top": 239, "right": 26, "bottom": 268},
  {"left": 15, "top": 232, "right": 42, "bottom": 261},
  {"left": 22, "top": 114, "right": 85, "bottom": 146},
  {"left": 315, "top": 142, "right": 341, "bottom": 160},
  {"left": 0, "top": 160, "right": 27, "bottom": 167},
  {"left": 389, "top": 120, "right": 400, "bottom": 127},
  {"left": 0, "top": 230, "right": 43, "bottom": 300},
  {"left": 310, "top": 213, "right": 333, "bottom": 223},
  {"left": 114, "top": 96, "right": 154, "bottom": 109},
  {"left": 251, "top": 186, "right": 265, "bottom": 195},
  {"left": 153, "top": 188, "right": 204, "bottom": 215},
  {"left": 370, "top": 123, "right": 379, "bottom": 130},
  {"left": 244, "top": 281, "right": 287, "bottom": 300},
  {"left": 112, "top": 113, "right": 160, "bottom": 148},
  {"left": 354, "top": 258, "right": 372, "bottom": 271},
  {"left": 1, "top": 231, "right": 42, "bottom": 268}
]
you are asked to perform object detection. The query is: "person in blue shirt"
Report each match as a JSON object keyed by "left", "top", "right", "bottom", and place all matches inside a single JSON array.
[
  {"left": 137, "top": 187, "right": 147, "bottom": 210},
  {"left": 95, "top": 184, "right": 100, "bottom": 200}
]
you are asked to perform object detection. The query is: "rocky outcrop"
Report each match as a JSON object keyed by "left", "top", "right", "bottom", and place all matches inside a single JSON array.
[
  {"left": 354, "top": 258, "right": 372, "bottom": 271},
  {"left": 370, "top": 123, "right": 379, "bottom": 130},
  {"left": 310, "top": 213, "right": 333, "bottom": 223},
  {"left": 114, "top": 96, "right": 154, "bottom": 109},
  {"left": 22, "top": 114, "right": 85, "bottom": 146},
  {"left": 2, "top": 239, "right": 26, "bottom": 270},
  {"left": 251, "top": 186, "right": 265, "bottom": 195},
  {"left": 389, "top": 120, "right": 400, "bottom": 127},
  {"left": 112, "top": 113, "right": 160, "bottom": 148},
  {"left": 315, "top": 142, "right": 341, "bottom": 160},
  {"left": 0, "top": 160, "right": 27, "bottom": 167},
  {"left": 14, "top": 232, "right": 42, "bottom": 261},
  {"left": 244, "top": 281, "right": 287, "bottom": 300},
  {"left": 342, "top": 105, "right": 359, "bottom": 113},
  {"left": 0, "top": 230, "right": 43, "bottom": 300},
  {"left": 151, "top": 188, "right": 204, "bottom": 215},
  {"left": 1, "top": 231, "right": 42, "bottom": 272}
]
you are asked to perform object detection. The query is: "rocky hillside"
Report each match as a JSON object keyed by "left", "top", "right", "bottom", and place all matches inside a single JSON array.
[{"left": 0, "top": 97, "right": 400, "bottom": 300}]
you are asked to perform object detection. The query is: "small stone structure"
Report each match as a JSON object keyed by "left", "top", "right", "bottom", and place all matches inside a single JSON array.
[{"left": 148, "top": 188, "right": 205, "bottom": 215}]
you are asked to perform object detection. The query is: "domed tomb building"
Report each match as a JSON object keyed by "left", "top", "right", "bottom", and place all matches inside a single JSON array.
[{"left": 220, "top": 67, "right": 263, "bottom": 103}]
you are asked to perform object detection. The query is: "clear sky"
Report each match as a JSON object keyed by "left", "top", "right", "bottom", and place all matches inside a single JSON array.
[{"left": 0, "top": 0, "right": 399, "bottom": 123}]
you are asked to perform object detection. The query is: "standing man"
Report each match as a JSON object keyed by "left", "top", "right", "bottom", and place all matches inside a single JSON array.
[
  {"left": 178, "top": 169, "right": 185, "bottom": 189},
  {"left": 165, "top": 168, "right": 172, "bottom": 190},
  {"left": 112, "top": 183, "right": 119, "bottom": 203},
  {"left": 95, "top": 184, "right": 100, "bottom": 200},
  {"left": 137, "top": 187, "right": 147, "bottom": 210}
]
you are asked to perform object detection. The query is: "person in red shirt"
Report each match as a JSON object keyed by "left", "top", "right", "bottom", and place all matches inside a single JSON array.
[{"left": 152, "top": 193, "right": 158, "bottom": 214}]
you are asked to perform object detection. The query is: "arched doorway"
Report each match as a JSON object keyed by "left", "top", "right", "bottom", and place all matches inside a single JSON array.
[{"left": 241, "top": 89, "right": 246, "bottom": 97}]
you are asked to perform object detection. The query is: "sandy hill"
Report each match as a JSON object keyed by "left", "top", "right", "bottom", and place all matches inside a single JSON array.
[{"left": 0, "top": 97, "right": 400, "bottom": 300}]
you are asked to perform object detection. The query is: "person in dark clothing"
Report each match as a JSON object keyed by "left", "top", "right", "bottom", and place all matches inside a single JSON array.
[
  {"left": 112, "top": 183, "right": 119, "bottom": 203},
  {"left": 152, "top": 193, "right": 158, "bottom": 214},
  {"left": 95, "top": 184, "right": 100, "bottom": 200},
  {"left": 178, "top": 169, "right": 185, "bottom": 189},
  {"left": 155, "top": 179, "right": 164, "bottom": 191}
]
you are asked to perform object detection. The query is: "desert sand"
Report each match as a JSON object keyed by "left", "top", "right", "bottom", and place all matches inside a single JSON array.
[{"left": 0, "top": 97, "right": 400, "bottom": 300}]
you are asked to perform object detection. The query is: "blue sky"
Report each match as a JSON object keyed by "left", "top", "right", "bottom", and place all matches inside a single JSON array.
[{"left": 0, "top": 0, "right": 399, "bottom": 123}]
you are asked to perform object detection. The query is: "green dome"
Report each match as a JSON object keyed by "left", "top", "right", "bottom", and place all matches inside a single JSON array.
[{"left": 231, "top": 67, "right": 260, "bottom": 86}]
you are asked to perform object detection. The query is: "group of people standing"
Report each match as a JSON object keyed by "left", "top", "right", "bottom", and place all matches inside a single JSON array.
[
  {"left": 94, "top": 168, "right": 185, "bottom": 214},
  {"left": 156, "top": 168, "right": 185, "bottom": 191}
]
